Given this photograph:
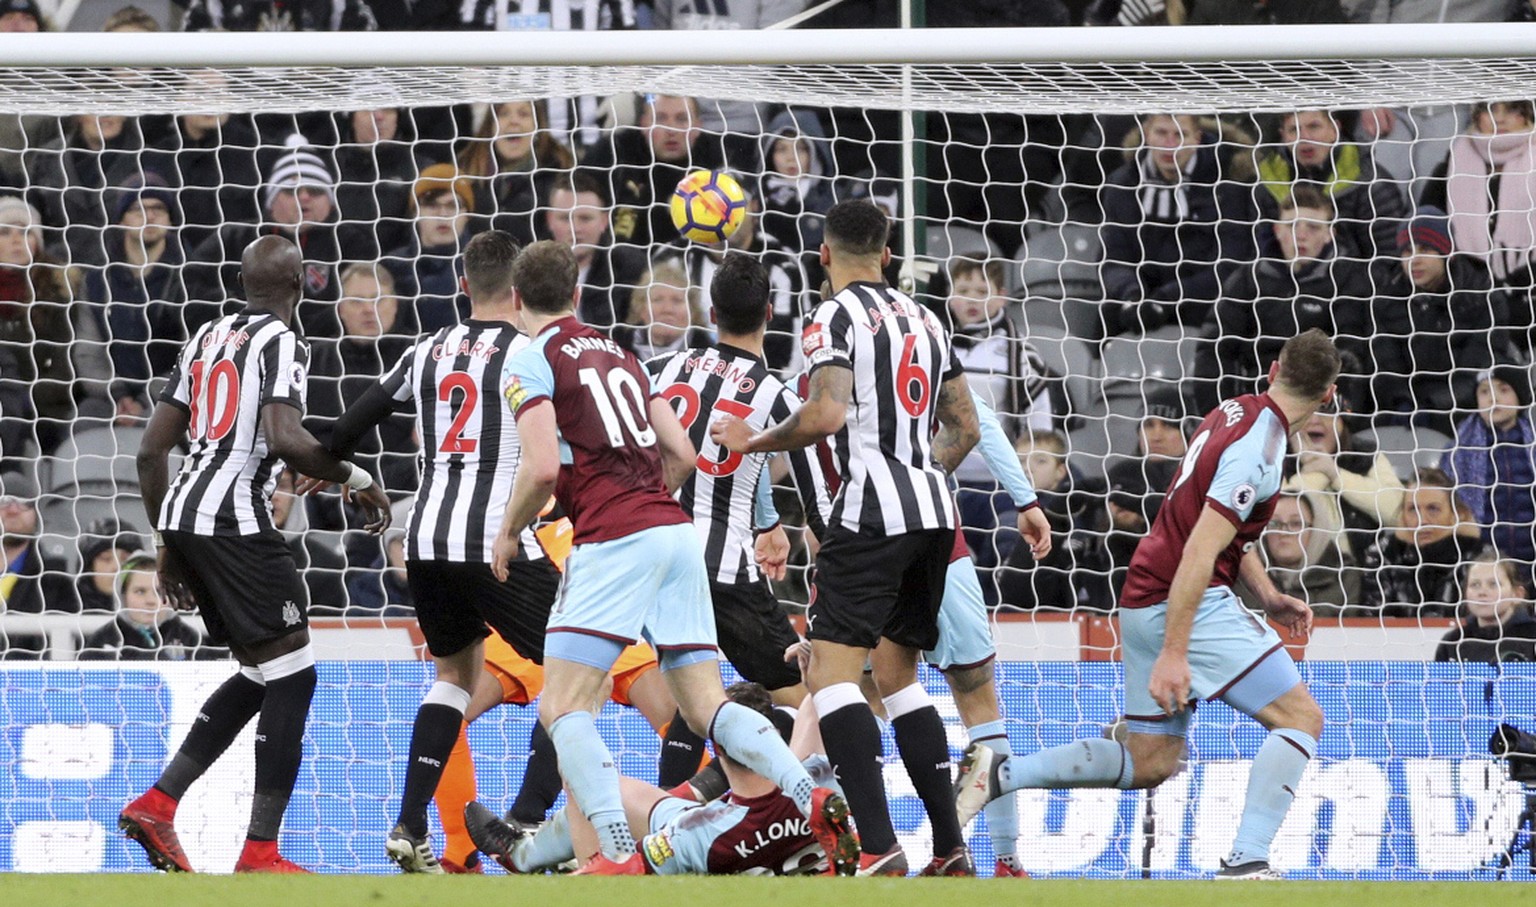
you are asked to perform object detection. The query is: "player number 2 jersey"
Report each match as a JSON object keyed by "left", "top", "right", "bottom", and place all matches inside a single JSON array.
[
  {"left": 801, "top": 281, "right": 962, "bottom": 536},
  {"left": 157, "top": 311, "right": 307, "bottom": 537},
  {"left": 1120, "top": 394, "right": 1290, "bottom": 609},
  {"left": 501, "top": 315, "right": 689, "bottom": 545}
]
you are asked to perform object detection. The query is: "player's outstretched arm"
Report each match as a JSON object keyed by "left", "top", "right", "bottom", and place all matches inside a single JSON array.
[
  {"left": 932, "top": 373, "right": 981, "bottom": 474},
  {"left": 1238, "top": 549, "right": 1314, "bottom": 639},
  {"left": 492, "top": 400, "right": 560, "bottom": 582},
  {"left": 712, "top": 365, "right": 850, "bottom": 455},
  {"left": 1150, "top": 505, "right": 1238, "bottom": 715},
  {"left": 648, "top": 395, "right": 697, "bottom": 493},
  {"left": 262, "top": 403, "right": 392, "bottom": 533}
]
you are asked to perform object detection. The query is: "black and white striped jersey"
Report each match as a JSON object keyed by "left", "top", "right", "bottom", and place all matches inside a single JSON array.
[
  {"left": 648, "top": 342, "right": 831, "bottom": 584},
  {"left": 802, "top": 281, "right": 963, "bottom": 535},
  {"left": 379, "top": 318, "right": 540, "bottom": 564},
  {"left": 157, "top": 311, "right": 308, "bottom": 537}
]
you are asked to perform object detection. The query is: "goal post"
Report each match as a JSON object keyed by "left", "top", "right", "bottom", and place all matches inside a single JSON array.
[{"left": 0, "top": 24, "right": 1534, "bottom": 878}]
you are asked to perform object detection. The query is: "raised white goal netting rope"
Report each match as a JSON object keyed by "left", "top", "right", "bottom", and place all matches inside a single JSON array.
[{"left": 0, "top": 24, "right": 1533, "bottom": 878}]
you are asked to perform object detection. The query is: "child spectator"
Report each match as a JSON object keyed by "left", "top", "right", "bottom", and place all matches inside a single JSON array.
[
  {"left": 269, "top": 469, "right": 348, "bottom": 614},
  {"left": 1238, "top": 490, "right": 1358, "bottom": 616},
  {"left": 74, "top": 520, "right": 144, "bottom": 614},
  {"left": 1440, "top": 364, "right": 1536, "bottom": 564},
  {"left": 1101, "top": 390, "right": 1188, "bottom": 599},
  {"left": 1362, "top": 467, "right": 1483, "bottom": 618},
  {"left": 345, "top": 523, "right": 413, "bottom": 617},
  {"left": 758, "top": 107, "right": 839, "bottom": 259},
  {"left": 78, "top": 551, "right": 215, "bottom": 661},
  {"left": 1286, "top": 406, "right": 1405, "bottom": 564},
  {"left": 457, "top": 100, "right": 575, "bottom": 248},
  {"left": 385, "top": 163, "right": 477, "bottom": 331},
  {"left": 1434, "top": 553, "right": 1536, "bottom": 664},
  {"left": 997, "top": 430, "right": 1107, "bottom": 612}
]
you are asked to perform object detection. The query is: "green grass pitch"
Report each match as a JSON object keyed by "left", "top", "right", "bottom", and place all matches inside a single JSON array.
[{"left": 1, "top": 875, "right": 1486, "bottom": 907}]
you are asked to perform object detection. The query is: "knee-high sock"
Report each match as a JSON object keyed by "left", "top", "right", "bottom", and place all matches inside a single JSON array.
[
  {"left": 1227, "top": 729, "right": 1316, "bottom": 865},
  {"left": 968, "top": 720, "right": 1019, "bottom": 867},
  {"left": 434, "top": 721, "right": 477, "bottom": 866},
  {"left": 248, "top": 649, "right": 318, "bottom": 842},
  {"left": 885, "top": 684, "right": 964, "bottom": 855},
  {"left": 813, "top": 683, "right": 896, "bottom": 855},
  {"left": 999, "top": 738, "right": 1135, "bottom": 792},
  {"left": 546, "top": 711, "right": 632, "bottom": 858},
  {"left": 710, "top": 701, "right": 815, "bottom": 815},
  {"left": 509, "top": 722, "right": 564, "bottom": 825},
  {"left": 398, "top": 681, "right": 472, "bottom": 838},
  {"left": 658, "top": 710, "right": 707, "bottom": 789},
  {"left": 156, "top": 667, "right": 266, "bottom": 802}
]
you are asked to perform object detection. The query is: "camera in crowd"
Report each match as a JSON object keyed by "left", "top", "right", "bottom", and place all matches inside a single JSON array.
[{"left": 1489, "top": 723, "right": 1536, "bottom": 784}]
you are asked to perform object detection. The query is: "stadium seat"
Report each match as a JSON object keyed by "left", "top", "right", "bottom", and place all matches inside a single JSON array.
[
  {"left": 1016, "top": 323, "right": 1100, "bottom": 420},
  {"left": 1362, "top": 425, "right": 1453, "bottom": 480},
  {"left": 926, "top": 223, "right": 999, "bottom": 261},
  {"left": 1100, "top": 328, "right": 1203, "bottom": 402},
  {"left": 42, "top": 426, "right": 147, "bottom": 496}
]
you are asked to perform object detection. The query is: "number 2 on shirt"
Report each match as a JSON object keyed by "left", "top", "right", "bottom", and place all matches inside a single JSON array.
[
  {"left": 579, "top": 367, "right": 657, "bottom": 448},
  {"left": 438, "top": 373, "right": 479, "bottom": 454}
]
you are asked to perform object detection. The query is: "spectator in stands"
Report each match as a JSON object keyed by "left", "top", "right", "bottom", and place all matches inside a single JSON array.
[
  {"left": 76, "top": 174, "right": 191, "bottom": 422},
  {"left": 545, "top": 170, "right": 643, "bottom": 329},
  {"left": 588, "top": 94, "right": 725, "bottom": 250},
  {"left": 1100, "top": 389, "right": 1188, "bottom": 599},
  {"left": 0, "top": 471, "right": 77, "bottom": 618},
  {"left": 1435, "top": 553, "right": 1536, "bottom": 664},
  {"left": 25, "top": 114, "right": 147, "bottom": 267},
  {"left": 1212, "top": 185, "right": 1373, "bottom": 412},
  {"left": 178, "top": 0, "right": 381, "bottom": 30},
  {"left": 1363, "top": 467, "right": 1481, "bottom": 618},
  {"left": 78, "top": 551, "right": 214, "bottom": 661},
  {"left": 612, "top": 253, "right": 711, "bottom": 360},
  {"left": 1099, "top": 113, "right": 1259, "bottom": 337},
  {"left": 74, "top": 519, "right": 144, "bottom": 614},
  {"left": 1239, "top": 490, "right": 1358, "bottom": 616},
  {"left": 1255, "top": 109, "right": 1407, "bottom": 264},
  {"left": 333, "top": 107, "right": 423, "bottom": 260},
  {"left": 143, "top": 88, "right": 261, "bottom": 253},
  {"left": 1286, "top": 405, "right": 1405, "bottom": 564},
  {"left": 185, "top": 140, "right": 364, "bottom": 337},
  {"left": 103, "top": 5, "right": 159, "bottom": 31},
  {"left": 675, "top": 178, "right": 809, "bottom": 371},
  {"left": 1437, "top": 101, "right": 1536, "bottom": 340},
  {"left": 269, "top": 468, "right": 348, "bottom": 614},
  {"left": 1441, "top": 364, "right": 1536, "bottom": 564},
  {"left": 457, "top": 100, "right": 575, "bottom": 248},
  {"left": 998, "top": 429, "right": 1105, "bottom": 612},
  {"left": 0, "top": 0, "right": 44, "bottom": 30},
  {"left": 0, "top": 195, "right": 88, "bottom": 453},
  {"left": 0, "top": 2, "right": 52, "bottom": 193},
  {"left": 1369, "top": 206, "right": 1513, "bottom": 432},
  {"left": 307, "top": 263, "right": 417, "bottom": 492},
  {"left": 758, "top": 107, "right": 838, "bottom": 261},
  {"left": 385, "top": 163, "right": 476, "bottom": 331},
  {"left": 345, "top": 523, "right": 412, "bottom": 617}
]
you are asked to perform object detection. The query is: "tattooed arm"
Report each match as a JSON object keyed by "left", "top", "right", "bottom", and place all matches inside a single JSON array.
[{"left": 931, "top": 373, "right": 980, "bottom": 474}]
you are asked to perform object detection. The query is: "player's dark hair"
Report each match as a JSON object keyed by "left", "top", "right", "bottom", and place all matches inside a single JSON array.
[
  {"left": 824, "top": 199, "right": 890, "bottom": 257},
  {"left": 1280, "top": 183, "right": 1334, "bottom": 218},
  {"left": 725, "top": 681, "right": 775, "bottom": 721},
  {"left": 512, "top": 240, "right": 579, "bottom": 314},
  {"left": 710, "top": 252, "right": 771, "bottom": 335},
  {"left": 463, "top": 230, "right": 521, "bottom": 301},
  {"left": 1275, "top": 328, "right": 1340, "bottom": 401}
]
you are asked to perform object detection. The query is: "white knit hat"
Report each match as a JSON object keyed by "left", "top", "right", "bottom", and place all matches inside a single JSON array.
[
  {"left": 263, "top": 135, "right": 335, "bottom": 211},
  {"left": 0, "top": 194, "right": 44, "bottom": 248}
]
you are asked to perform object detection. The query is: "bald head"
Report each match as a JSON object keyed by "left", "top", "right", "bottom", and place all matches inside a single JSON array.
[{"left": 240, "top": 235, "right": 304, "bottom": 311}]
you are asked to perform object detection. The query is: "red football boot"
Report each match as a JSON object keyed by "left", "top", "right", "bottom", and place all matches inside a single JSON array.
[
  {"left": 119, "top": 788, "right": 193, "bottom": 873},
  {"left": 572, "top": 852, "right": 649, "bottom": 875},
  {"left": 993, "top": 860, "right": 1030, "bottom": 878},
  {"left": 856, "top": 845, "right": 909, "bottom": 877},
  {"left": 808, "top": 788, "right": 859, "bottom": 877},
  {"left": 234, "top": 839, "right": 312, "bottom": 874}
]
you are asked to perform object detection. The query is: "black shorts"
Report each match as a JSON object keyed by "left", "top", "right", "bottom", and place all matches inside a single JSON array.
[
  {"left": 807, "top": 525, "right": 952, "bottom": 651},
  {"left": 408, "top": 558, "right": 559, "bottom": 660},
  {"left": 162, "top": 530, "right": 310, "bottom": 649},
  {"left": 710, "top": 579, "right": 802, "bottom": 691}
]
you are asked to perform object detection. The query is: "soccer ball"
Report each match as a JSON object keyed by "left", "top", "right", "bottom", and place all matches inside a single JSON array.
[{"left": 670, "top": 170, "right": 748, "bottom": 244}]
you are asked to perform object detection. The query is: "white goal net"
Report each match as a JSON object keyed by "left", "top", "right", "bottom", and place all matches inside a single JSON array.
[{"left": 0, "top": 24, "right": 1534, "bottom": 878}]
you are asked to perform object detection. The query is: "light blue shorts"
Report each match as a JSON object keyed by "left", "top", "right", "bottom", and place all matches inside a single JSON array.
[
  {"left": 1121, "top": 586, "right": 1300, "bottom": 737},
  {"left": 546, "top": 523, "right": 717, "bottom": 670},
  {"left": 923, "top": 555, "right": 996, "bottom": 671}
]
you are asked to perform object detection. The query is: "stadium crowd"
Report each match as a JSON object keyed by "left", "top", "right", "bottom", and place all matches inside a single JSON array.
[{"left": 0, "top": 0, "right": 1535, "bottom": 664}]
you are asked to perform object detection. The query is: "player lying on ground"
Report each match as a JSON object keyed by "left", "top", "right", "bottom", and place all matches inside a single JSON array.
[
  {"left": 955, "top": 329, "right": 1340, "bottom": 881},
  {"left": 433, "top": 630, "right": 681, "bottom": 871},
  {"left": 465, "top": 681, "right": 858, "bottom": 876},
  {"left": 121, "top": 235, "right": 391, "bottom": 874}
]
